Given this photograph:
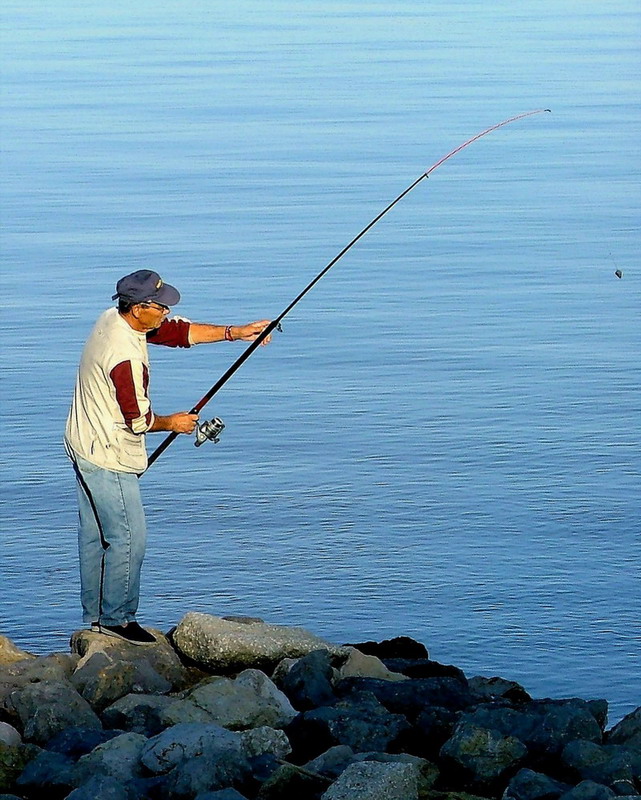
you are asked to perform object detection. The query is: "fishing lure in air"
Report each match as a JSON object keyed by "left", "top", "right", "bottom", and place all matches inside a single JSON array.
[{"left": 147, "top": 108, "right": 551, "bottom": 469}]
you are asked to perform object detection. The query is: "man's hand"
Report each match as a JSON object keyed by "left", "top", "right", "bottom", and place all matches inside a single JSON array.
[
  {"left": 232, "top": 320, "right": 273, "bottom": 345},
  {"left": 150, "top": 412, "right": 199, "bottom": 434}
]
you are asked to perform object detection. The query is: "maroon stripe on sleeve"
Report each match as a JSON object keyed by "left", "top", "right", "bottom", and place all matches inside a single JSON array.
[
  {"left": 110, "top": 361, "right": 142, "bottom": 429},
  {"left": 147, "top": 318, "right": 191, "bottom": 348}
]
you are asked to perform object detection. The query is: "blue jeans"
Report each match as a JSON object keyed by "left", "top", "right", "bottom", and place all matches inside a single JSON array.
[{"left": 69, "top": 450, "right": 147, "bottom": 627}]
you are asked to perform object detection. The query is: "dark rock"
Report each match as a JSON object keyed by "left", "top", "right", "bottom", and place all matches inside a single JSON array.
[
  {"left": 45, "top": 726, "right": 125, "bottom": 758},
  {"left": 460, "top": 698, "right": 603, "bottom": 763},
  {"left": 413, "top": 706, "right": 459, "bottom": 757},
  {"left": 304, "top": 745, "right": 355, "bottom": 779},
  {"left": 336, "top": 676, "right": 475, "bottom": 718},
  {"left": 342, "top": 637, "right": 429, "bottom": 661},
  {"left": 140, "top": 723, "right": 242, "bottom": 775},
  {"left": 8, "top": 680, "right": 102, "bottom": 744},
  {"left": 163, "top": 749, "right": 252, "bottom": 799},
  {"left": 440, "top": 722, "right": 528, "bottom": 791},
  {"left": 101, "top": 692, "right": 175, "bottom": 736},
  {"left": 194, "top": 790, "right": 250, "bottom": 800},
  {"left": 469, "top": 677, "right": 533, "bottom": 705},
  {"left": 503, "top": 768, "right": 571, "bottom": 800},
  {"left": 0, "top": 743, "right": 38, "bottom": 793},
  {"left": 382, "top": 658, "right": 468, "bottom": 682},
  {"left": 255, "top": 762, "right": 329, "bottom": 799},
  {"left": 607, "top": 709, "right": 641, "bottom": 753},
  {"left": 558, "top": 780, "right": 617, "bottom": 800},
  {"left": 63, "top": 774, "right": 130, "bottom": 800},
  {"left": 588, "top": 701, "right": 610, "bottom": 732},
  {"left": 560, "top": 740, "right": 639, "bottom": 789},
  {"left": 71, "top": 731, "right": 148, "bottom": 786},
  {"left": 286, "top": 693, "right": 412, "bottom": 762},
  {"left": 280, "top": 650, "right": 336, "bottom": 711},
  {"left": 16, "top": 749, "right": 75, "bottom": 798}
]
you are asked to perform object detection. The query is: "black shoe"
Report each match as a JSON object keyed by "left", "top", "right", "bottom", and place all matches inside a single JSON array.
[{"left": 98, "top": 621, "right": 156, "bottom": 645}]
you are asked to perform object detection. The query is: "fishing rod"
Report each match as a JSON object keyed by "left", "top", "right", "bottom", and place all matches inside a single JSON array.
[{"left": 147, "top": 108, "right": 551, "bottom": 469}]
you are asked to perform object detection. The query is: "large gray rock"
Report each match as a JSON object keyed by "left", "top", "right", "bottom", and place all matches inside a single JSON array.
[
  {"left": 172, "top": 612, "right": 347, "bottom": 673},
  {"left": 503, "top": 768, "right": 571, "bottom": 800},
  {"left": 321, "top": 760, "right": 420, "bottom": 800},
  {"left": 140, "top": 723, "right": 242, "bottom": 775},
  {"left": 163, "top": 670, "right": 296, "bottom": 731},
  {"left": 7, "top": 680, "right": 102, "bottom": 744},
  {"left": 440, "top": 722, "right": 528, "bottom": 790},
  {"left": 353, "top": 752, "right": 439, "bottom": 794},
  {"left": 163, "top": 748, "right": 251, "bottom": 799},
  {"left": 102, "top": 692, "right": 175, "bottom": 735},
  {"left": 607, "top": 708, "right": 641, "bottom": 753},
  {"left": 70, "top": 630, "right": 189, "bottom": 691},
  {"left": 305, "top": 745, "right": 356, "bottom": 779},
  {"left": 71, "top": 731, "right": 148, "bottom": 786}
]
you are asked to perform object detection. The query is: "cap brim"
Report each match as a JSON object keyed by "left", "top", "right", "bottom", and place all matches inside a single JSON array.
[{"left": 154, "top": 283, "right": 181, "bottom": 306}]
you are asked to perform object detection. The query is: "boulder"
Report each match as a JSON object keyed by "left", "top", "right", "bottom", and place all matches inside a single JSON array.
[
  {"left": 65, "top": 774, "right": 130, "bottom": 800},
  {"left": 164, "top": 670, "right": 296, "bottom": 731},
  {"left": 7, "top": 680, "right": 102, "bottom": 744},
  {"left": 469, "top": 677, "right": 532, "bottom": 704},
  {"left": 339, "top": 649, "right": 409, "bottom": 683},
  {"left": 194, "top": 791, "right": 250, "bottom": 800},
  {"left": 440, "top": 722, "right": 528, "bottom": 790},
  {"left": 353, "top": 752, "right": 439, "bottom": 794},
  {"left": 503, "top": 768, "right": 571, "bottom": 800},
  {"left": 101, "top": 692, "right": 175, "bottom": 736},
  {"left": 0, "top": 636, "right": 34, "bottom": 666},
  {"left": 321, "top": 760, "right": 420, "bottom": 800},
  {"left": 163, "top": 748, "right": 251, "bottom": 799},
  {"left": 414, "top": 706, "right": 459, "bottom": 757},
  {"left": 607, "top": 709, "right": 641, "bottom": 753},
  {"left": 0, "top": 726, "right": 20, "bottom": 749},
  {"left": 71, "top": 731, "right": 148, "bottom": 786},
  {"left": 380, "top": 658, "right": 468, "bottom": 682},
  {"left": 239, "top": 726, "right": 292, "bottom": 760},
  {"left": 558, "top": 780, "right": 617, "bottom": 800},
  {"left": 15, "top": 749, "right": 75, "bottom": 796},
  {"left": 0, "top": 743, "right": 38, "bottom": 793},
  {"left": 337, "top": 676, "right": 475, "bottom": 718},
  {"left": 70, "top": 630, "right": 188, "bottom": 691},
  {"left": 304, "top": 745, "right": 356, "bottom": 780},
  {"left": 45, "top": 727, "right": 125, "bottom": 758},
  {"left": 278, "top": 650, "right": 336, "bottom": 711},
  {"left": 255, "top": 762, "right": 330, "bottom": 800},
  {"left": 343, "top": 637, "right": 429, "bottom": 660},
  {"left": 287, "top": 693, "right": 412, "bottom": 761},
  {"left": 560, "top": 740, "right": 638, "bottom": 789},
  {"left": 140, "top": 723, "right": 242, "bottom": 775},
  {"left": 171, "top": 612, "right": 347, "bottom": 673}
]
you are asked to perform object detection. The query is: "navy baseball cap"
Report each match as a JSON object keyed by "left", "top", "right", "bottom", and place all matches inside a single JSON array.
[{"left": 112, "top": 270, "right": 180, "bottom": 306}]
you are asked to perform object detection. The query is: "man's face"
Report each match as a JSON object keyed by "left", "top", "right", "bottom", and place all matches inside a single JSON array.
[{"left": 134, "top": 301, "right": 170, "bottom": 331}]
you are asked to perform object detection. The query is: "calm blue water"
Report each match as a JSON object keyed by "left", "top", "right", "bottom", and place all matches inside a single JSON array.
[{"left": 1, "top": 1, "right": 639, "bottom": 722}]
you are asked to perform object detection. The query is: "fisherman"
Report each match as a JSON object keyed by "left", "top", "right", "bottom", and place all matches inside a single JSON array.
[{"left": 65, "top": 269, "right": 271, "bottom": 645}]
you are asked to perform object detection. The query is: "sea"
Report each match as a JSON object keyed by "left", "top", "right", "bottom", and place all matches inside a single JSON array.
[{"left": 1, "top": 0, "right": 639, "bottom": 723}]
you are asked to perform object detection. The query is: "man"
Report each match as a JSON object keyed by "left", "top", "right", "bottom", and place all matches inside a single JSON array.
[{"left": 65, "top": 269, "right": 271, "bottom": 645}]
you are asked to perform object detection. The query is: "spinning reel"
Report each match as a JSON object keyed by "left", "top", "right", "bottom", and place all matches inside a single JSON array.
[{"left": 194, "top": 417, "right": 225, "bottom": 447}]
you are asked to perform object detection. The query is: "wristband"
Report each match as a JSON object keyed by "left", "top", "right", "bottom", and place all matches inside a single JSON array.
[{"left": 224, "top": 325, "right": 234, "bottom": 342}]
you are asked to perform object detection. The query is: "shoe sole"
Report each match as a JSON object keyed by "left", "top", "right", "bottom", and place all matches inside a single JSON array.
[{"left": 97, "top": 626, "right": 156, "bottom": 646}]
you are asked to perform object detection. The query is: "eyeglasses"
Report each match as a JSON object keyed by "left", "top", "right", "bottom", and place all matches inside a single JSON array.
[{"left": 140, "top": 301, "right": 169, "bottom": 313}]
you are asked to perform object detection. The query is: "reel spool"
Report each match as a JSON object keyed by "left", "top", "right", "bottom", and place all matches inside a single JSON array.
[{"left": 195, "top": 417, "right": 225, "bottom": 447}]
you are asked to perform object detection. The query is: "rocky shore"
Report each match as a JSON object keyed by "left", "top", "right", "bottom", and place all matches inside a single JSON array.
[{"left": 1, "top": 613, "right": 639, "bottom": 800}]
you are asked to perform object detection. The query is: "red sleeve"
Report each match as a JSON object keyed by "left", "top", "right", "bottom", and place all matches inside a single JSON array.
[
  {"left": 110, "top": 361, "right": 153, "bottom": 433},
  {"left": 147, "top": 318, "right": 191, "bottom": 348}
]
